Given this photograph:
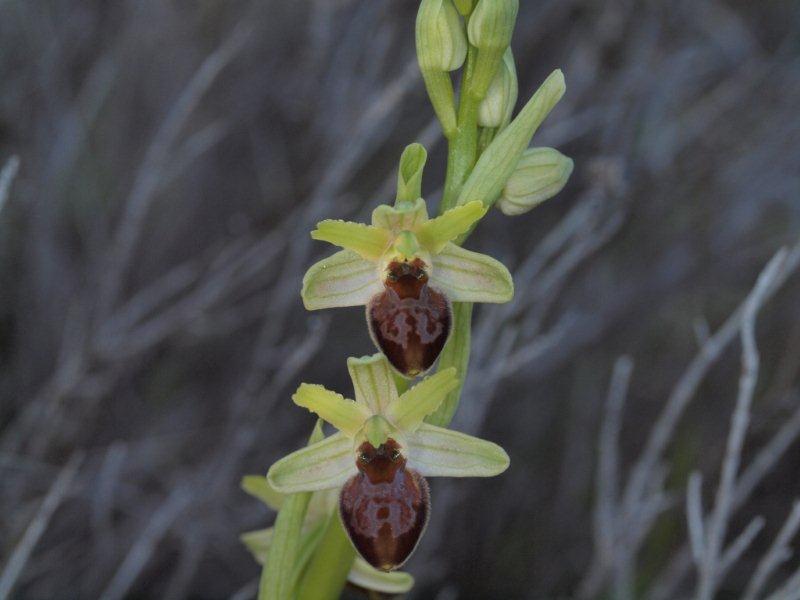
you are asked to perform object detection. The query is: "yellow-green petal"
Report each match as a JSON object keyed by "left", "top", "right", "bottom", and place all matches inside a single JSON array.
[
  {"left": 429, "top": 243, "right": 513, "bottom": 303},
  {"left": 268, "top": 432, "right": 356, "bottom": 494},
  {"left": 311, "top": 220, "right": 391, "bottom": 260},
  {"left": 349, "top": 558, "right": 415, "bottom": 594},
  {"left": 406, "top": 423, "right": 510, "bottom": 477},
  {"left": 417, "top": 201, "right": 487, "bottom": 253},
  {"left": 347, "top": 354, "right": 398, "bottom": 414},
  {"left": 385, "top": 367, "right": 459, "bottom": 432},
  {"left": 292, "top": 384, "right": 370, "bottom": 437},
  {"left": 302, "top": 249, "right": 382, "bottom": 310}
]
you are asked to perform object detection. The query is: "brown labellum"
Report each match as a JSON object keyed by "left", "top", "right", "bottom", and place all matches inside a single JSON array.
[
  {"left": 367, "top": 259, "right": 452, "bottom": 377},
  {"left": 339, "top": 439, "right": 430, "bottom": 572}
]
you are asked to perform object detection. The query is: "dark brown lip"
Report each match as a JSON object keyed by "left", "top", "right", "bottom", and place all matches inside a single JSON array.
[
  {"left": 367, "top": 259, "right": 452, "bottom": 377},
  {"left": 339, "top": 440, "right": 430, "bottom": 571}
]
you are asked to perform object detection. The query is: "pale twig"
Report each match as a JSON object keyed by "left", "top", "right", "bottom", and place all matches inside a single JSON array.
[
  {"left": 98, "top": 488, "right": 193, "bottom": 600},
  {"left": 590, "top": 245, "right": 800, "bottom": 600},
  {"left": 600, "top": 354, "right": 638, "bottom": 600},
  {"left": 0, "top": 155, "right": 19, "bottom": 216},
  {"left": 743, "top": 501, "right": 800, "bottom": 600},
  {"left": 624, "top": 244, "right": 800, "bottom": 528},
  {"left": 687, "top": 472, "right": 706, "bottom": 565},
  {"left": 766, "top": 565, "right": 800, "bottom": 600},
  {"left": 718, "top": 516, "right": 765, "bottom": 575},
  {"left": 596, "top": 357, "right": 634, "bottom": 563},
  {"left": 650, "top": 396, "right": 800, "bottom": 600},
  {"left": 100, "top": 25, "right": 252, "bottom": 314},
  {"left": 696, "top": 249, "right": 787, "bottom": 600},
  {"left": 0, "top": 452, "right": 83, "bottom": 600}
]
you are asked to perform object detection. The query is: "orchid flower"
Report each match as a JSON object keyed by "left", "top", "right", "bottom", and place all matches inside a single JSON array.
[
  {"left": 301, "top": 198, "right": 513, "bottom": 377},
  {"left": 267, "top": 353, "right": 509, "bottom": 571}
]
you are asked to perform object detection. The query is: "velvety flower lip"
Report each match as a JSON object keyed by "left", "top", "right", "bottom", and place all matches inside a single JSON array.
[
  {"left": 241, "top": 453, "right": 416, "bottom": 595},
  {"left": 266, "top": 353, "right": 509, "bottom": 570},
  {"left": 301, "top": 198, "right": 514, "bottom": 376}
]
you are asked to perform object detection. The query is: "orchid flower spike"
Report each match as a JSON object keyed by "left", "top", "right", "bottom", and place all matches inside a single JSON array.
[
  {"left": 302, "top": 198, "right": 513, "bottom": 377},
  {"left": 267, "top": 354, "right": 510, "bottom": 571}
]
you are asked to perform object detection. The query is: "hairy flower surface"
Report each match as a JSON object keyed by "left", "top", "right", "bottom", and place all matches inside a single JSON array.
[
  {"left": 241, "top": 470, "right": 415, "bottom": 595},
  {"left": 267, "top": 354, "right": 509, "bottom": 570},
  {"left": 302, "top": 199, "right": 513, "bottom": 376}
]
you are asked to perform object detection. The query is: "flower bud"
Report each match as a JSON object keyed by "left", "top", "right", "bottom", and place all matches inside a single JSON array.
[
  {"left": 416, "top": 0, "right": 466, "bottom": 136},
  {"left": 478, "top": 49, "right": 517, "bottom": 129},
  {"left": 467, "top": 0, "right": 518, "bottom": 52},
  {"left": 416, "top": 0, "right": 467, "bottom": 73},
  {"left": 496, "top": 147, "right": 574, "bottom": 216}
]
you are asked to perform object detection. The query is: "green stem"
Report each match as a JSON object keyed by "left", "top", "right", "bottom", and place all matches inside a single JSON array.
[
  {"left": 295, "top": 511, "right": 355, "bottom": 600},
  {"left": 441, "top": 46, "right": 482, "bottom": 213},
  {"left": 427, "top": 302, "right": 473, "bottom": 427}
]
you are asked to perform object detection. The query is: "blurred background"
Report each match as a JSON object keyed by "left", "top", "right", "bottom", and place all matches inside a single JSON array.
[{"left": 1, "top": 1, "right": 799, "bottom": 598}]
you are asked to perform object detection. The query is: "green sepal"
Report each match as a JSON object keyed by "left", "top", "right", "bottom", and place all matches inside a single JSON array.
[
  {"left": 371, "top": 198, "right": 429, "bottom": 232},
  {"left": 301, "top": 249, "right": 381, "bottom": 310},
  {"left": 396, "top": 143, "right": 428, "bottom": 205},
  {"left": 406, "top": 422, "right": 510, "bottom": 477},
  {"left": 349, "top": 558, "right": 415, "bottom": 594},
  {"left": 429, "top": 243, "right": 513, "bottom": 303},
  {"left": 347, "top": 354, "right": 398, "bottom": 415},
  {"left": 267, "top": 432, "right": 355, "bottom": 494}
]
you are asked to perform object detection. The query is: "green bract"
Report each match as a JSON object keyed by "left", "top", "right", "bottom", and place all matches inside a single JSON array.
[
  {"left": 267, "top": 354, "right": 510, "bottom": 494},
  {"left": 301, "top": 197, "right": 514, "bottom": 310},
  {"left": 497, "top": 147, "right": 574, "bottom": 216},
  {"left": 457, "top": 69, "right": 566, "bottom": 214}
]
